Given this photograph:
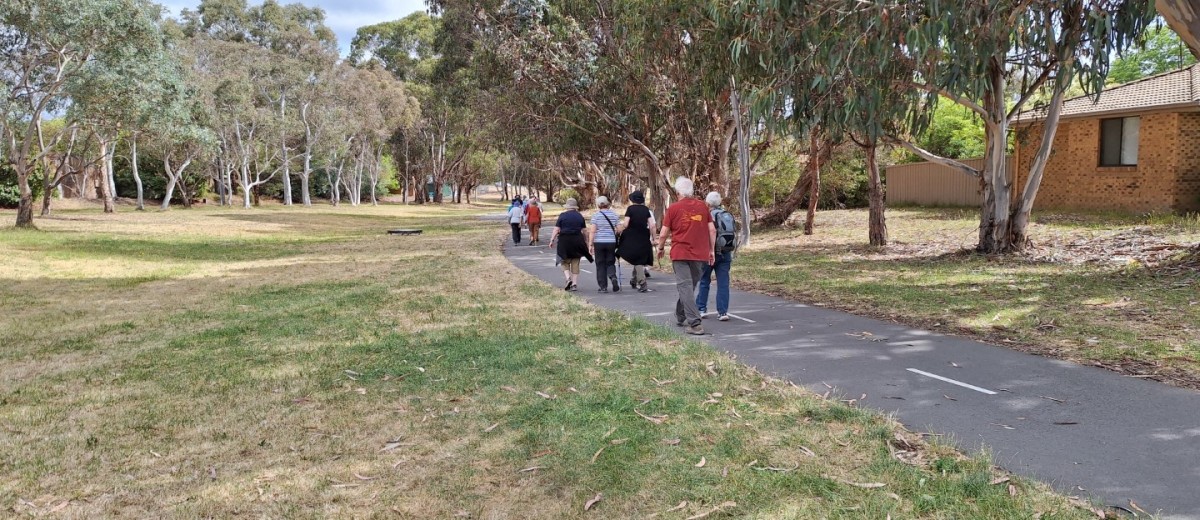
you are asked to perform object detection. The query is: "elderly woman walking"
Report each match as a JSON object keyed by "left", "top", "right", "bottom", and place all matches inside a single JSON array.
[
  {"left": 656, "top": 177, "right": 715, "bottom": 335},
  {"left": 696, "top": 191, "right": 735, "bottom": 321},
  {"left": 588, "top": 196, "right": 623, "bottom": 293},
  {"left": 619, "top": 190, "right": 656, "bottom": 292},
  {"left": 548, "top": 198, "right": 592, "bottom": 291}
]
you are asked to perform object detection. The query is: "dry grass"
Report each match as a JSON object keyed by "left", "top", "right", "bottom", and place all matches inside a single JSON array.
[
  {"left": 1, "top": 204, "right": 1102, "bottom": 518},
  {"left": 741, "top": 207, "right": 1200, "bottom": 388}
]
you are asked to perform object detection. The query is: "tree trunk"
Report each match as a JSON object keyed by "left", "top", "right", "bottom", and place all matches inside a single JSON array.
[
  {"left": 865, "top": 143, "right": 887, "bottom": 246},
  {"left": 803, "top": 132, "right": 821, "bottom": 236},
  {"left": 1158, "top": 0, "right": 1200, "bottom": 58},
  {"left": 98, "top": 137, "right": 116, "bottom": 214},
  {"left": 131, "top": 135, "right": 144, "bottom": 210},
  {"left": 731, "top": 89, "right": 753, "bottom": 248},
  {"left": 760, "top": 130, "right": 824, "bottom": 228},
  {"left": 15, "top": 162, "right": 35, "bottom": 227},
  {"left": 281, "top": 96, "right": 293, "bottom": 206}
]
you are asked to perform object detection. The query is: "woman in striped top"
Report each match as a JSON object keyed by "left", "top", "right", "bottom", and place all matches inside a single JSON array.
[{"left": 587, "top": 196, "right": 622, "bottom": 293}]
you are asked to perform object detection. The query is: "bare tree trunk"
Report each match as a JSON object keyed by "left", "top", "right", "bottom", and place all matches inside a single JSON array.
[
  {"left": 865, "top": 142, "right": 887, "bottom": 246},
  {"left": 1158, "top": 0, "right": 1200, "bottom": 58},
  {"left": 281, "top": 96, "right": 293, "bottom": 206},
  {"left": 731, "top": 89, "right": 753, "bottom": 248},
  {"left": 1009, "top": 65, "right": 1070, "bottom": 248},
  {"left": 760, "top": 130, "right": 825, "bottom": 228},
  {"left": 98, "top": 137, "right": 116, "bottom": 214},
  {"left": 803, "top": 129, "right": 821, "bottom": 236},
  {"left": 15, "top": 163, "right": 35, "bottom": 227},
  {"left": 131, "top": 135, "right": 144, "bottom": 211}
]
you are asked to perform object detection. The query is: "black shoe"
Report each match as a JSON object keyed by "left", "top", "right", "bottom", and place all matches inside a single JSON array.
[
  {"left": 598, "top": 287, "right": 608, "bottom": 293},
  {"left": 611, "top": 276, "right": 620, "bottom": 292},
  {"left": 564, "top": 281, "right": 573, "bottom": 291},
  {"left": 630, "top": 279, "right": 638, "bottom": 289},
  {"left": 638, "top": 281, "right": 648, "bottom": 293},
  {"left": 569, "top": 283, "right": 579, "bottom": 292}
]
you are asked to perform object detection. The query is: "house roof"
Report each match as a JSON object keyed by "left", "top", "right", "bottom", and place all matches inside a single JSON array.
[{"left": 1016, "top": 63, "right": 1200, "bottom": 123}]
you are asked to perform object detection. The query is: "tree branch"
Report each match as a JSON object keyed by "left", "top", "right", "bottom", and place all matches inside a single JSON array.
[{"left": 886, "top": 136, "right": 980, "bottom": 177}]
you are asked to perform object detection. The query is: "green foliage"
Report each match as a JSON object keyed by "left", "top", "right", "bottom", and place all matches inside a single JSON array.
[
  {"left": 1109, "top": 24, "right": 1198, "bottom": 84},
  {"left": 349, "top": 12, "right": 441, "bottom": 83},
  {"left": 911, "top": 104, "right": 987, "bottom": 161},
  {"left": 0, "top": 164, "right": 20, "bottom": 208},
  {"left": 750, "top": 141, "right": 870, "bottom": 210},
  {"left": 379, "top": 154, "right": 401, "bottom": 194},
  {"left": 554, "top": 188, "right": 579, "bottom": 204}
]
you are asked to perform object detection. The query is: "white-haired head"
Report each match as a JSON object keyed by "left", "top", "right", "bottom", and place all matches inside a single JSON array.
[
  {"left": 674, "top": 176, "right": 694, "bottom": 198},
  {"left": 705, "top": 191, "right": 722, "bottom": 208}
]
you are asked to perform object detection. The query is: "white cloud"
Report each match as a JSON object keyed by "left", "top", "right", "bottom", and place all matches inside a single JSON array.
[{"left": 158, "top": 0, "right": 427, "bottom": 54}]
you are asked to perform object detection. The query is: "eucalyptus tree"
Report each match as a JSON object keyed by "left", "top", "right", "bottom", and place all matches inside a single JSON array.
[
  {"left": 68, "top": 0, "right": 182, "bottom": 213},
  {"left": 1, "top": 0, "right": 165, "bottom": 227},
  {"left": 891, "top": 0, "right": 1156, "bottom": 252}
]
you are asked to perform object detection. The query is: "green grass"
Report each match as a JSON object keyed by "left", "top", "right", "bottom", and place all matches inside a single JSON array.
[
  {"left": 0, "top": 204, "right": 1101, "bottom": 517},
  {"left": 739, "top": 207, "right": 1200, "bottom": 387}
]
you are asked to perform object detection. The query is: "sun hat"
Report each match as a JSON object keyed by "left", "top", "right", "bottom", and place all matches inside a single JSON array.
[
  {"left": 629, "top": 191, "right": 645, "bottom": 204},
  {"left": 596, "top": 195, "right": 610, "bottom": 207},
  {"left": 565, "top": 198, "right": 579, "bottom": 209}
]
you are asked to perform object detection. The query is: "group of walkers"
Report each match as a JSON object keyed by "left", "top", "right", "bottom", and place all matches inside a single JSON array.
[
  {"left": 507, "top": 195, "right": 543, "bottom": 246},
  {"left": 512, "top": 177, "right": 737, "bottom": 336}
]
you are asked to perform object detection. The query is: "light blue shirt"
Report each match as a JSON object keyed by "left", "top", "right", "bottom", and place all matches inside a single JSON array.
[{"left": 590, "top": 209, "right": 620, "bottom": 243}]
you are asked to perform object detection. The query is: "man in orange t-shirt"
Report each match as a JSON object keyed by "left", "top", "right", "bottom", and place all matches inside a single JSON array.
[{"left": 657, "top": 176, "right": 716, "bottom": 335}]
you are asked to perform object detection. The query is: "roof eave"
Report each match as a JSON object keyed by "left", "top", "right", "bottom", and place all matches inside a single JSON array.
[{"left": 1013, "top": 101, "right": 1200, "bottom": 126}]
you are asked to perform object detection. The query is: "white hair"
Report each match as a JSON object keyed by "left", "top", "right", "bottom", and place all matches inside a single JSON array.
[
  {"left": 674, "top": 176, "right": 694, "bottom": 198},
  {"left": 705, "top": 191, "right": 722, "bottom": 208}
]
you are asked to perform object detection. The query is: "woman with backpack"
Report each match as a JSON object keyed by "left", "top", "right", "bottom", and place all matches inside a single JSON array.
[
  {"left": 587, "top": 196, "right": 622, "bottom": 293},
  {"left": 696, "top": 191, "right": 736, "bottom": 321},
  {"left": 619, "top": 190, "right": 656, "bottom": 292}
]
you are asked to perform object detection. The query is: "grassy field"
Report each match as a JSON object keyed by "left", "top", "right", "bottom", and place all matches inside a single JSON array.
[
  {"left": 740, "top": 207, "right": 1200, "bottom": 388},
  {"left": 0, "top": 203, "right": 1103, "bottom": 518}
]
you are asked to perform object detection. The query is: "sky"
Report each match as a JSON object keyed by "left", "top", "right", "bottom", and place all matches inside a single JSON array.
[{"left": 159, "top": 0, "right": 428, "bottom": 54}]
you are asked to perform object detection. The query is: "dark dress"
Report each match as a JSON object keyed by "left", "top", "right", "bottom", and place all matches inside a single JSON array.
[
  {"left": 620, "top": 204, "right": 655, "bottom": 266},
  {"left": 555, "top": 210, "right": 593, "bottom": 263}
]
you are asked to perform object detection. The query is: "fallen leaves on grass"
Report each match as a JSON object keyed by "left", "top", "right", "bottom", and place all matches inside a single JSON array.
[
  {"left": 518, "top": 466, "right": 542, "bottom": 473},
  {"left": 634, "top": 410, "right": 668, "bottom": 424},
  {"left": 647, "top": 501, "right": 689, "bottom": 518},
  {"left": 694, "top": 457, "right": 707, "bottom": 468},
  {"left": 354, "top": 472, "right": 378, "bottom": 481},
  {"left": 685, "top": 501, "right": 737, "bottom": 520},
  {"left": 1068, "top": 497, "right": 1107, "bottom": 518},
  {"left": 591, "top": 447, "right": 605, "bottom": 463},
  {"left": 535, "top": 391, "right": 555, "bottom": 400},
  {"left": 483, "top": 422, "right": 500, "bottom": 433},
  {"left": 584, "top": 493, "right": 602, "bottom": 511},
  {"left": 662, "top": 438, "right": 681, "bottom": 446}
]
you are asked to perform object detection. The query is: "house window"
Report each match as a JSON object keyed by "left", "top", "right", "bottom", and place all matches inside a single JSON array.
[{"left": 1099, "top": 116, "right": 1139, "bottom": 166}]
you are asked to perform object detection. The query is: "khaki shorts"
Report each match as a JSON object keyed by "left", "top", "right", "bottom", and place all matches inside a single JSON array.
[{"left": 561, "top": 258, "right": 581, "bottom": 274}]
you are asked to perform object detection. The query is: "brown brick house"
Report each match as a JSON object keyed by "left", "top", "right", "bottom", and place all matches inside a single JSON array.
[{"left": 1014, "top": 64, "right": 1200, "bottom": 213}]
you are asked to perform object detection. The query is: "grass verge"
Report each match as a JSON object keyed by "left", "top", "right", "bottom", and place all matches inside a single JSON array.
[
  {"left": 739, "top": 207, "right": 1200, "bottom": 388},
  {"left": 2, "top": 204, "right": 1101, "bottom": 517}
]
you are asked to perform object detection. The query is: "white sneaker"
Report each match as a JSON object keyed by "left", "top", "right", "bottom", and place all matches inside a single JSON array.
[{"left": 718, "top": 314, "right": 730, "bottom": 321}]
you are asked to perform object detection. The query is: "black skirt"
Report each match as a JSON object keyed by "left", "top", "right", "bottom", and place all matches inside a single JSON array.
[
  {"left": 619, "top": 205, "right": 655, "bottom": 265},
  {"left": 557, "top": 233, "right": 593, "bottom": 263}
]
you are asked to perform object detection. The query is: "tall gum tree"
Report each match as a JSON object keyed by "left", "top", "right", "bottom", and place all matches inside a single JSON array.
[
  {"left": 894, "top": 0, "right": 1156, "bottom": 253},
  {"left": 1, "top": 0, "right": 165, "bottom": 227}
]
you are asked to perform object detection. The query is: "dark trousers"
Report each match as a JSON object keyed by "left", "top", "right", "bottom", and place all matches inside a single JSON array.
[
  {"left": 510, "top": 223, "right": 522, "bottom": 244},
  {"left": 594, "top": 242, "right": 618, "bottom": 288}
]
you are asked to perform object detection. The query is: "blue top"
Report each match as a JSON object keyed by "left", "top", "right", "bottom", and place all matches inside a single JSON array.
[
  {"left": 555, "top": 210, "right": 586, "bottom": 235},
  {"left": 590, "top": 209, "right": 620, "bottom": 243}
]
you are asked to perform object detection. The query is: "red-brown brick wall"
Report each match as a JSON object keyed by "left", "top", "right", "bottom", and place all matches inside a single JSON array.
[
  {"left": 1017, "top": 112, "right": 1185, "bottom": 212},
  {"left": 1177, "top": 112, "right": 1200, "bottom": 212}
]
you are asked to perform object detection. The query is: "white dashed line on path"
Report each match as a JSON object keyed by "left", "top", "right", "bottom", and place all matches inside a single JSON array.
[{"left": 906, "top": 368, "right": 997, "bottom": 395}]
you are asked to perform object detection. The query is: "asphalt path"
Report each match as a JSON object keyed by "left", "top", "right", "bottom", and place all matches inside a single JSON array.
[{"left": 502, "top": 222, "right": 1200, "bottom": 519}]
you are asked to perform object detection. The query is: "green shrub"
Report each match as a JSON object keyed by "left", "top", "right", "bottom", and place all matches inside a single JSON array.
[{"left": 554, "top": 188, "right": 579, "bottom": 204}]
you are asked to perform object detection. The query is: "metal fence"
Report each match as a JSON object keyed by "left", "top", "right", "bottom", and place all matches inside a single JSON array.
[{"left": 886, "top": 157, "right": 1012, "bottom": 207}]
